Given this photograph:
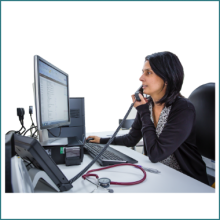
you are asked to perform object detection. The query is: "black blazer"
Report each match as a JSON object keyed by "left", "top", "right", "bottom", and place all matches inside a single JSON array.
[{"left": 100, "top": 96, "right": 209, "bottom": 185}]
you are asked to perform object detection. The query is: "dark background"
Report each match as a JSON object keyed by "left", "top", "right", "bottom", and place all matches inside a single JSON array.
[{"left": 2, "top": 2, "right": 218, "bottom": 217}]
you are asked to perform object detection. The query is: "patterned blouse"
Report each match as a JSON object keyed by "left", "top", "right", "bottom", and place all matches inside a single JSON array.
[{"left": 148, "top": 103, "right": 182, "bottom": 172}]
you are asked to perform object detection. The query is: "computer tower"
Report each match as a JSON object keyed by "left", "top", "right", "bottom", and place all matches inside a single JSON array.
[{"left": 47, "top": 97, "right": 85, "bottom": 165}]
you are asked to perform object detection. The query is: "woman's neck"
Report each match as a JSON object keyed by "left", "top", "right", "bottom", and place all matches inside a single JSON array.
[{"left": 153, "top": 102, "right": 165, "bottom": 111}]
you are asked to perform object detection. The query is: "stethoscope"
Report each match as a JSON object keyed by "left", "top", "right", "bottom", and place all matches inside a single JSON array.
[
  {"left": 84, "top": 176, "right": 114, "bottom": 193},
  {"left": 82, "top": 163, "right": 147, "bottom": 193}
]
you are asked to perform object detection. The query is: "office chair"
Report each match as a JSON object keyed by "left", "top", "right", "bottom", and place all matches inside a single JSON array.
[{"left": 188, "top": 82, "right": 215, "bottom": 186}]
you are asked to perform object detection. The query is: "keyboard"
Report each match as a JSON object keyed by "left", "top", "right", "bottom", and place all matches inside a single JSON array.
[{"left": 84, "top": 143, "right": 138, "bottom": 166}]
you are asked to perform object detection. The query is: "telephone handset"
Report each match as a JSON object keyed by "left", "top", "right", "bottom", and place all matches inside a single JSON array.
[{"left": 135, "top": 85, "right": 144, "bottom": 101}]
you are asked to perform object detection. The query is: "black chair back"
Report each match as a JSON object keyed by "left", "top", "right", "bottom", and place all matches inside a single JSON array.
[{"left": 188, "top": 83, "right": 215, "bottom": 160}]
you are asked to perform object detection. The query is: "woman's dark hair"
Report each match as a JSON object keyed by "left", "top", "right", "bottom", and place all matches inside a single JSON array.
[{"left": 145, "top": 51, "right": 184, "bottom": 107}]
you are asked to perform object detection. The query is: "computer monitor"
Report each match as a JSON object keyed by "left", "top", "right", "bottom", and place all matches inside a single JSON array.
[{"left": 34, "top": 55, "right": 70, "bottom": 146}]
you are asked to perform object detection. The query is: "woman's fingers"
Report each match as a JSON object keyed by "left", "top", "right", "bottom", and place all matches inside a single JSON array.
[
  {"left": 131, "top": 94, "right": 135, "bottom": 103},
  {"left": 86, "top": 135, "right": 94, "bottom": 140}
]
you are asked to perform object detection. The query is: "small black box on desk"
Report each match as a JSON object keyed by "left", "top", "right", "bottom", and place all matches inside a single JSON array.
[{"left": 43, "top": 137, "right": 84, "bottom": 166}]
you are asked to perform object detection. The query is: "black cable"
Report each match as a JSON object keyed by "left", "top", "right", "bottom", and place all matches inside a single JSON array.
[
  {"left": 23, "top": 126, "right": 37, "bottom": 136},
  {"left": 31, "top": 121, "right": 39, "bottom": 137},
  {"left": 5, "top": 129, "right": 21, "bottom": 134},
  {"left": 25, "top": 162, "right": 32, "bottom": 167},
  {"left": 32, "top": 129, "right": 38, "bottom": 138},
  {"left": 22, "top": 158, "right": 34, "bottom": 168},
  {"left": 15, "top": 117, "right": 25, "bottom": 134},
  {"left": 18, "top": 117, "right": 27, "bottom": 134},
  {"left": 20, "top": 117, "right": 27, "bottom": 129},
  {"left": 30, "top": 115, "right": 34, "bottom": 136},
  {"left": 15, "top": 128, "right": 23, "bottom": 134},
  {"left": 31, "top": 125, "right": 55, "bottom": 139},
  {"left": 8, "top": 109, "right": 38, "bottom": 141},
  {"left": 32, "top": 130, "right": 39, "bottom": 138},
  {"left": 19, "top": 127, "right": 26, "bottom": 135}
]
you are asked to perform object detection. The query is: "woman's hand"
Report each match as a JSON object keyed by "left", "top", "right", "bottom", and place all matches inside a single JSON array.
[
  {"left": 86, "top": 136, "right": 101, "bottom": 143},
  {"left": 131, "top": 93, "right": 148, "bottom": 108}
]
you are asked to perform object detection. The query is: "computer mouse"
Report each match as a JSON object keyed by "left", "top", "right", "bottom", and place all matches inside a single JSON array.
[{"left": 86, "top": 138, "right": 94, "bottom": 143}]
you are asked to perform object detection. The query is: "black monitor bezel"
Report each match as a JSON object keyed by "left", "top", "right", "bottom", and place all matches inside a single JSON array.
[{"left": 33, "top": 55, "right": 71, "bottom": 130}]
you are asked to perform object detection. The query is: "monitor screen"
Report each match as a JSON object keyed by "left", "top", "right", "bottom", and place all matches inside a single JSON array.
[{"left": 34, "top": 56, "right": 70, "bottom": 130}]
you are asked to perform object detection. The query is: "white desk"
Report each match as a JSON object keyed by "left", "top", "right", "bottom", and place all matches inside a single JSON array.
[{"left": 34, "top": 130, "right": 214, "bottom": 193}]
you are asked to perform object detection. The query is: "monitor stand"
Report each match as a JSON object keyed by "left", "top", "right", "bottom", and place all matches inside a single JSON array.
[
  {"left": 39, "top": 129, "right": 68, "bottom": 146},
  {"left": 67, "top": 136, "right": 84, "bottom": 146},
  {"left": 41, "top": 138, "right": 68, "bottom": 146}
]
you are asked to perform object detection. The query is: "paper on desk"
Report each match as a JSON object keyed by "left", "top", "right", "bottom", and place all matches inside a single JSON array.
[
  {"left": 99, "top": 130, "right": 130, "bottom": 137},
  {"left": 202, "top": 156, "right": 215, "bottom": 170}
]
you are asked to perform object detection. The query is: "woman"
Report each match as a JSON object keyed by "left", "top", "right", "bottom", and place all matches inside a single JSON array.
[{"left": 87, "top": 51, "right": 209, "bottom": 185}]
